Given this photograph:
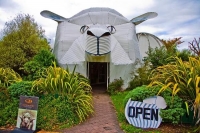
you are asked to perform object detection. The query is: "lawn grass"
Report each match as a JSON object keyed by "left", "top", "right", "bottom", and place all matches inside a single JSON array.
[{"left": 110, "top": 91, "right": 160, "bottom": 133}]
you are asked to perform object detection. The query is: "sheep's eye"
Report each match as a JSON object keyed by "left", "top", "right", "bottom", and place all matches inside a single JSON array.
[
  {"left": 107, "top": 26, "right": 116, "bottom": 34},
  {"left": 80, "top": 25, "right": 89, "bottom": 34}
]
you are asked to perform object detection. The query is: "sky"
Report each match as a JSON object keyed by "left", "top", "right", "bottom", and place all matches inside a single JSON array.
[{"left": 0, "top": 0, "right": 199, "bottom": 50}]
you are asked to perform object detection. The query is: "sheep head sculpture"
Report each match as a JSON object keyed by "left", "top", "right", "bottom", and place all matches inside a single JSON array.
[
  {"left": 41, "top": 7, "right": 157, "bottom": 65},
  {"left": 41, "top": 7, "right": 158, "bottom": 88}
]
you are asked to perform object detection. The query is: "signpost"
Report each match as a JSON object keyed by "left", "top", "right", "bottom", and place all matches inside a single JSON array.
[
  {"left": 12, "top": 96, "right": 39, "bottom": 133},
  {"left": 125, "top": 98, "right": 162, "bottom": 128}
]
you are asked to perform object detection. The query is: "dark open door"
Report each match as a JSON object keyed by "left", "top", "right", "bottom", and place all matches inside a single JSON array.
[
  {"left": 88, "top": 62, "right": 108, "bottom": 87},
  {"left": 87, "top": 62, "right": 109, "bottom": 92}
]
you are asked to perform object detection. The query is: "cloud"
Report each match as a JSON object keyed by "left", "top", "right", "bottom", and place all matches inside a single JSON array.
[
  {"left": 0, "top": 0, "right": 199, "bottom": 51},
  {"left": 0, "top": 0, "right": 20, "bottom": 11}
]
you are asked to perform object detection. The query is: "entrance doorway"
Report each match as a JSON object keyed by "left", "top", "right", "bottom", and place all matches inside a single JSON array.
[{"left": 87, "top": 62, "right": 109, "bottom": 90}]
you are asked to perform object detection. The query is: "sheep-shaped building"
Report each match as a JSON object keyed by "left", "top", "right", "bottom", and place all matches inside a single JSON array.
[{"left": 41, "top": 7, "right": 162, "bottom": 89}]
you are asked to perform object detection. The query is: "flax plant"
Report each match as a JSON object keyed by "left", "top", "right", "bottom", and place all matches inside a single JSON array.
[
  {"left": 32, "top": 63, "right": 93, "bottom": 122},
  {"left": 149, "top": 57, "right": 200, "bottom": 125},
  {"left": 0, "top": 68, "right": 22, "bottom": 87}
]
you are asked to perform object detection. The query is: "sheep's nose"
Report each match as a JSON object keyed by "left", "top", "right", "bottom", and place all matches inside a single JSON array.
[{"left": 86, "top": 28, "right": 111, "bottom": 55}]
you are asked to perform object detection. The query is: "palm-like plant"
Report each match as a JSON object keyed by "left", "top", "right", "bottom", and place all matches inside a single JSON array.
[
  {"left": 149, "top": 57, "right": 200, "bottom": 125},
  {"left": 32, "top": 63, "right": 93, "bottom": 122}
]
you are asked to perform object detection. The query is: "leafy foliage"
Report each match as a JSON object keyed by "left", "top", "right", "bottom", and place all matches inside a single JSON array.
[
  {"left": 32, "top": 49, "right": 56, "bottom": 67},
  {"left": 144, "top": 37, "right": 190, "bottom": 69},
  {"left": 123, "top": 85, "right": 156, "bottom": 105},
  {"left": 143, "top": 46, "right": 174, "bottom": 68},
  {"left": 37, "top": 95, "right": 79, "bottom": 130},
  {"left": 0, "top": 97, "right": 18, "bottom": 126},
  {"left": 112, "top": 90, "right": 194, "bottom": 133},
  {"left": 23, "top": 49, "right": 56, "bottom": 80},
  {"left": 0, "top": 14, "right": 50, "bottom": 74},
  {"left": 161, "top": 37, "right": 183, "bottom": 52},
  {"left": 128, "top": 61, "right": 152, "bottom": 89},
  {"left": 177, "top": 49, "right": 192, "bottom": 61},
  {"left": 0, "top": 68, "right": 22, "bottom": 87},
  {"left": 8, "top": 81, "right": 36, "bottom": 98},
  {"left": 149, "top": 57, "right": 200, "bottom": 126},
  {"left": 23, "top": 61, "right": 43, "bottom": 80},
  {"left": 107, "top": 78, "right": 124, "bottom": 95},
  {"left": 32, "top": 64, "right": 93, "bottom": 122},
  {"left": 123, "top": 85, "right": 185, "bottom": 124}
]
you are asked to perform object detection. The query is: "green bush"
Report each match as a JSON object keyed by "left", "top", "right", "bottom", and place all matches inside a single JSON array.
[
  {"left": 0, "top": 81, "right": 35, "bottom": 126},
  {"left": 107, "top": 78, "right": 124, "bottom": 95},
  {"left": 0, "top": 96, "right": 18, "bottom": 126},
  {"left": 123, "top": 85, "right": 156, "bottom": 104},
  {"left": 37, "top": 95, "right": 79, "bottom": 130},
  {"left": 177, "top": 49, "right": 192, "bottom": 61},
  {"left": 33, "top": 49, "right": 56, "bottom": 67},
  {"left": 32, "top": 64, "right": 93, "bottom": 122},
  {"left": 128, "top": 61, "right": 152, "bottom": 89},
  {"left": 23, "top": 49, "right": 56, "bottom": 80},
  {"left": 123, "top": 85, "right": 185, "bottom": 124},
  {"left": 143, "top": 46, "right": 174, "bottom": 68},
  {"left": 149, "top": 57, "right": 200, "bottom": 128},
  {"left": 7, "top": 81, "right": 38, "bottom": 99},
  {"left": 0, "top": 68, "right": 22, "bottom": 87},
  {"left": 23, "top": 60, "right": 44, "bottom": 80}
]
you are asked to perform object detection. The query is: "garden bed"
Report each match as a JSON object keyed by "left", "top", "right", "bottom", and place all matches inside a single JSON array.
[{"left": 110, "top": 91, "right": 195, "bottom": 133}]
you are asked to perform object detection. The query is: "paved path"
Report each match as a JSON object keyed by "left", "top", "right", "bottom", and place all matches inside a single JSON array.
[{"left": 62, "top": 87, "right": 124, "bottom": 133}]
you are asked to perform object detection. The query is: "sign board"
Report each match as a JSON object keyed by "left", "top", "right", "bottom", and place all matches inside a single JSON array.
[
  {"left": 125, "top": 98, "right": 162, "bottom": 128},
  {"left": 143, "top": 96, "right": 167, "bottom": 109},
  {"left": 16, "top": 96, "right": 39, "bottom": 131}
]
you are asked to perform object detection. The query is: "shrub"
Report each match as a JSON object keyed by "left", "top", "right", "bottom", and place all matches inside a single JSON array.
[
  {"left": 23, "top": 49, "right": 56, "bottom": 80},
  {"left": 0, "top": 68, "right": 22, "bottom": 87},
  {"left": 23, "top": 60, "right": 43, "bottom": 80},
  {"left": 123, "top": 85, "right": 155, "bottom": 105},
  {"left": 32, "top": 64, "right": 93, "bottom": 122},
  {"left": 33, "top": 49, "right": 56, "bottom": 67},
  {"left": 128, "top": 61, "right": 152, "bottom": 89},
  {"left": 149, "top": 57, "right": 200, "bottom": 126},
  {"left": 177, "top": 49, "right": 192, "bottom": 61},
  {"left": 37, "top": 95, "right": 79, "bottom": 130},
  {"left": 0, "top": 92, "right": 18, "bottom": 126},
  {"left": 8, "top": 81, "right": 37, "bottom": 99},
  {"left": 0, "top": 81, "right": 35, "bottom": 126},
  {"left": 107, "top": 78, "right": 123, "bottom": 95},
  {"left": 123, "top": 85, "right": 185, "bottom": 124},
  {"left": 143, "top": 46, "right": 173, "bottom": 68}
]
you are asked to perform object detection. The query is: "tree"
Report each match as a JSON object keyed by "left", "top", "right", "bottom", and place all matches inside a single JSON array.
[
  {"left": 161, "top": 37, "right": 183, "bottom": 52},
  {"left": 0, "top": 14, "right": 50, "bottom": 75},
  {"left": 189, "top": 37, "right": 200, "bottom": 56},
  {"left": 144, "top": 37, "right": 191, "bottom": 68}
]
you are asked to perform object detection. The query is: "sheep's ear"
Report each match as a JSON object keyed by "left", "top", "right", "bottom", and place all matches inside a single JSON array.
[
  {"left": 130, "top": 12, "right": 157, "bottom": 25},
  {"left": 40, "top": 10, "right": 69, "bottom": 22}
]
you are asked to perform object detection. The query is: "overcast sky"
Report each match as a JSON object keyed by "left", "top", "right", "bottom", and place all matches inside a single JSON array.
[{"left": 0, "top": 0, "right": 199, "bottom": 49}]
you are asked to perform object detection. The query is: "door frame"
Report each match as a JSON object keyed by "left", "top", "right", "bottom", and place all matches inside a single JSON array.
[{"left": 87, "top": 62, "right": 110, "bottom": 88}]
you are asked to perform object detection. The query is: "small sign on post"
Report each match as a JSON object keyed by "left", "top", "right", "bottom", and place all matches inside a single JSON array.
[{"left": 14, "top": 96, "right": 39, "bottom": 133}]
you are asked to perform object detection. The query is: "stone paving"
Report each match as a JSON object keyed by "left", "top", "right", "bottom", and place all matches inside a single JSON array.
[{"left": 62, "top": 86, "right": 124, "bottom": 133}]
